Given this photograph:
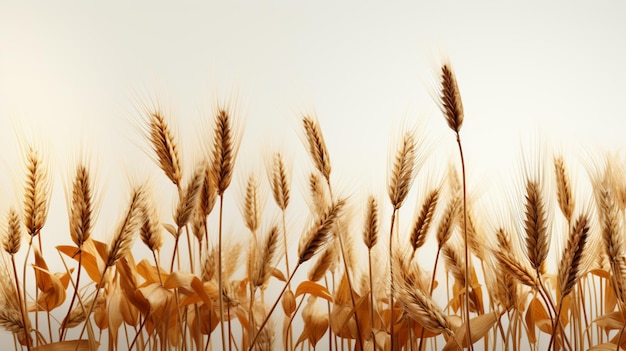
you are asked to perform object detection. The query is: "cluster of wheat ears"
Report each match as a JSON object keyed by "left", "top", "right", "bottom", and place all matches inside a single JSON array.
[{"left": 0, "top": 62, "right": 625, "bottom": 351}]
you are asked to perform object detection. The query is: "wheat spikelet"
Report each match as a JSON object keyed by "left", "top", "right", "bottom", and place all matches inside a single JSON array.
[
  {"left": 436, "top": 196, "right": 460, "bottom": 248},
  {"left": 146, "top": 110, "right": 182, "bottom": 186},
  {"left": 107, "top": 186, "right": 146, "bottom": 267},
  {"left": 388, "top": 131, "right": 417, "bottom": 210},
  {"left": 307, "top": 245, "right": 336, "bottom": 282},
  {"left": 593, "top": 163, "right": 626, "bottom": 302},
  {"left": 410, "top": 187, "right": 439, "bottom": 251},
  {"left": 243, "top": 174, "right": 261, "bottom": 234},
  {"left": 69, "top": 164, "right": 93, "bottom": 247},
  {"left": 308, "top": 171, "right": 329, "bottom": 216},
  {"left": 252, "top": 225, "right": 281, "bottom": 289},
  {"left": 362, "top": 195, "right": 379, "bottom": 249},
  {"left": 140, "top": 192, "right": 163, "bottom": 253},
  {"left": 201, "top": 248, "right": 217, "bottom": 282},
  {"left": 174, "top": 166, "right": 203, "bottom": 228},
  {"left": 211, "top": 107, "right": 237, "bottom": 196},
  {"left": 438, "top": 63, "right": 464, "bottom": 134},
  {"left": 394, "top": 269, "right": 452, "bottom": 335},
  {"left": 494, "top": 249, "right": 539, "bottom": 290},
  {"left": 558, "top": 213, "right": 590, "bottom": 298},
  {"left": 23, "top": 146, "right": 50, "bottom": 237},
  {"left": 298, "top": 199, "right": 345, "bottom": 264},
  {"left": 523, "top": 180, "right": 549, "bottom": 275},
  {"left": 3, "top": 209, "right": 22, "bottom": 255},
  {"left": 443, "top": 241, "right": 466, "bottom": 285},
  {"left": 270, "top": 152, "right": 290, "bottom": 211},
  {"left": 554, "top": 155, "right": 575, "bottom": 222},
  {"left": 302, "top": 115, "right": 331, "bottom": 182},
  {"left": 198, "top": 162, "right": 218, "bottom": 217},
  {"left": 0, "top": 306, "right": 25, "bottom": 336}
]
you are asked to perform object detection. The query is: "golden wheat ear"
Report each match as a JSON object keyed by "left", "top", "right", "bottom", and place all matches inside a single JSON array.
[
  {"left": 23, "top": 146, "right": 51, "bottom": 239},
  {"left": 211, "top": 108, "right": 237, "bottom": 196},
  {"left": 438, "top": 63, "right": 464, "bottom": 134},
  {"left": 522, "top": 179, "right": 550, "bottom": 276},
  {"left": 302, "top": 115, "right": 332, "bottom": 183},
  {"left": 69, "top": 164, "right": 94, "bottom": 248},
  {"left": 145, "top": 110, "right": 182, "bottom": 186},
  {"left": 554, "top": 155, "right": 575, "bottom": 222},
  {"left": 298, "top": 199, "right": 345, "bottom": 264},
  {"left": 387, "top": 130, "right": 417, "bottom": 210},
  {"left": 106, "top": 186, "right": 146, "bottom": 267},
  {"left": 362, "top": 195, "right": 379, "bottom": 250},
  {"left": 410, "top": 187, "right": 439, "bottom": 252}
]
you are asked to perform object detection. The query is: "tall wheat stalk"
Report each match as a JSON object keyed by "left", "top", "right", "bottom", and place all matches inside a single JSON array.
[{"left": 437, "top": 62, "right": 473, "bottom": 350}]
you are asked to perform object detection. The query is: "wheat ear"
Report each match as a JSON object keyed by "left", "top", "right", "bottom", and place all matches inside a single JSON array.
[
  {"left": 523, "top": 180, "right": 550, "bottom": 276},
  {"left": 146, "top": 110, "right": 182, "bottom": 186},
  {"left": 303, "top": 115, "right": 332, "bottom": 183},
  {"left": 548, "top": 214, "right": 590, "bottom": 351},
  {"left": 554, "top": 155, "right": 574, "bottom": 223}
]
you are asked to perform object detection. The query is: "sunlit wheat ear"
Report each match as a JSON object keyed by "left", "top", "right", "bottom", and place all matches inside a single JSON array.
[
  {"left": 242, "top": 173, "right": 261, "bottom": 234},
  {"left": 554, "top": 155, "right": 575, "bottom": 222},
  {"left": 410, "top": 187, "right": 439, "bottom": 251},
  {"left": 558, "top": 213, "right": 590, "bottom": 298},
  {"left": 23, "top": 146, "right": 51, "bottom": 237},
  {"left": 145, "top": 110, "right": 182, "bottom": 186},
  {"left": 491, "top": 229, "right": 519, "bottom": 310},
  {"left": 2, "top": 209, "right": 22, "bottom": 255},
  {"left": 394, "top": 269, "right": 452, "bottom": 335},
  {"left": 198, "top": 162, "right": 218, "bottom": 217},
  {"left": 201, "top": 248, "right": 217, "bottom": 282},
  {"left": 438, "top": 63, "right": 464, "bottom": 134},
  {"left": 0, "top": 307, "right": 26, "bottom": 339},
  {"left": 298, "top": 199, "right": 345, "bottom": 264},
  {"left": 388, "top": 130, "right": 418, "bottom": 210},
  {"left": 302, "top": 115, "right": 332, "bottom": 183},
  {"left": 362, "top": 195, "right": 379, "bottom": 249},
  {"left": 308, "top": 171, "right": 330, "bottom": 216},
  {"left": 251, "top": 224, "right": 281, "bottom": 289},
  {"left": 140, "top": 191, "right": 163, "bottom": 253},
  {"left": 174, "top": 166, "right": 203, "bottom": 228},
  {"left": 211, "top": 107, "right": 239, "bottom": 196},
  {"left": 270, "top": 152, "right": 291, "bottom": 211},
  {"left": 106, "top": 186, "right": 146, "bottom": 267},
  {"left": 62, "top": 297, "right": 104, "bottom": 329},
  {"left": 443, "top": 240, "right": 466, "bottom": 286},
  {"left": 593, "top": 161, "right": 626, "bottom": 301},
  {"left": 523, "top": 179, "right": 550, "bottom": 275},
  {"left": 494, "top": 248, "right": 539, "bottom": 290},
  {"left": 307, "top": 245, "right": 336, "bottom": 282},
  {"left": 436, "top": 196, "right": 460, "bottom": 248},
  {"left": 69, "top": 163, "right": 93, "bottom": 247}
]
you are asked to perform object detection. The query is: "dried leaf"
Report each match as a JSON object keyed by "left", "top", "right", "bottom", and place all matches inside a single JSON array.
[
  {"left": 31, "top": 340, "right": 99, "bottom": 351},
  {"left": 164, "top": 271, "right": 211, "bottom": 306},
  {"left": 295, "top": 281, "right": 333, "bottom": 302},
  {"left": 57, "top": 245, "right": 101, "bottom": 284},
  {"left": 442, "top": 311, "right": 500, "bottom": 351}
]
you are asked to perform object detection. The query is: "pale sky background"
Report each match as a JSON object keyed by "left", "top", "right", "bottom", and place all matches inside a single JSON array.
[{"left": 1, "top": 0, "right": 625, "bottom": 348}]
